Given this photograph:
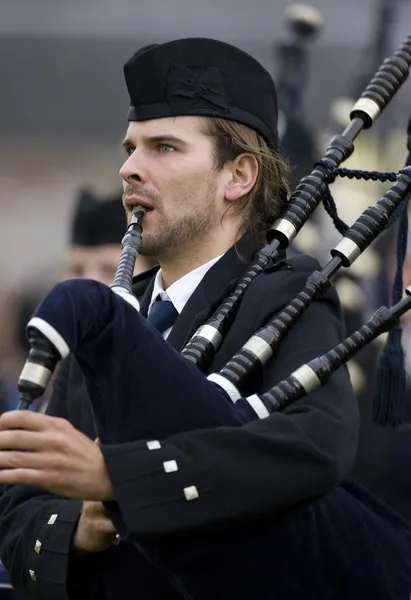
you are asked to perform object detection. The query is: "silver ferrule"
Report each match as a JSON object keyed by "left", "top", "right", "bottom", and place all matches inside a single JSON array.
[
  {"left": 290, "top": 364, "right": 321, "bottom": 394},
  {"left": 246, "top": 394, "right": 270, "bottom": 419},
  {"left": 207, "top": 373, "right": 242, "bottom": 403},
  {"left": 19, "top": 362, "right": 53, "bottom": 389},
  {"left": 332, "top": 237, "right": 362, "bottom": 265},
  {"left": 193, "top": 324, "right": 223, "bottom": 351},
  {"left": 27, "top": 317, "right": 70, "bottom": 358},
  {"left": 350, "top": 98, "right": 381, "bottom": 126},
  {"left": 241, "top": 335, "right": 274, "bottom": 365},
  {"left": 111, "top": 287, "right": 141, "bottom": 312},
  {"left": 271, "top": 218, "right": 297, "bottom": 243}
]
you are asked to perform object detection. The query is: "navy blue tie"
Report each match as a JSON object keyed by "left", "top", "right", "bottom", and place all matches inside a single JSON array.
[{"left": 147, "top": 296, "right": 178, "bottom": 334}]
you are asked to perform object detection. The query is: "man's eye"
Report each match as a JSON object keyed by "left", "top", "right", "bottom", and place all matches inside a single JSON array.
[
  {"left": 158, "top": 144, "right": 175, "bottom": 153},
  {"left": 124, "top": 146, "right": 135, "bottom": 157}
]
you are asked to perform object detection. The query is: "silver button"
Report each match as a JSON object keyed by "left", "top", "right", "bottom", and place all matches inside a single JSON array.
[
  {"left": 163, "top": 460, "right": 178, "bottom": 473},
  {"left": 183, "top": 486, "right": 199, "bottom": 501},
  {"left": 29, "top": 569, "right": 37, "bottom": 582},
  {"left": 34, "top": 540, "right": 42, "bottom": 554},
  {"left": 47, "top": 514, "right": 58, "bottom": 525},
  {"left": 146, "top": 440, "right": 161, "bottom": 450}
]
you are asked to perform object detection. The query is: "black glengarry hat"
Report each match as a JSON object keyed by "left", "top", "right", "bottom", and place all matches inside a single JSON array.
[
  {"left": 70, "top": 189, "right": 127, "bottom": 247},
  {"left": 123, "top": 38, "right": 279, "bottom": 150}
]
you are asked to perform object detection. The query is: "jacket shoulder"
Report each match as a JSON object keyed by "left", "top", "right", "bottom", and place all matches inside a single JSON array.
[
  {"left": 242, "top": 252, "right": 342, "bottom": 325},
  {"left": 248, "top": 252, "right": 322, "bottom": 296},
  {"left": 265, "top": 252, "right": 321, "bottom": 277}
]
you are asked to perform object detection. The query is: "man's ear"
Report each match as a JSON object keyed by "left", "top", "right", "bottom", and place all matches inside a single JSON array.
[{"left": 224, "top": 154, "right": 259, "bottom": 202}]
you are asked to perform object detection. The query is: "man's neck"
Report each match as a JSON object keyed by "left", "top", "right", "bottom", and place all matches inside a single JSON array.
[{"left": 159, "top": 235, "right": 237, "bottom": 289}]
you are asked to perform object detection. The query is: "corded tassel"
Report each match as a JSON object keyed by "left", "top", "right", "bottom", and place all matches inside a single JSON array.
[
  {"left": 373, "top": 326, "right": 406, "bottom": 426},
  {"left": 373, "top": 200, "right": 409, "bottom": 426}
]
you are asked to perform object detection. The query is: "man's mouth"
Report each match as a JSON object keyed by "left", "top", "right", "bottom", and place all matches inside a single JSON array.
[{"left": 127, "top": 201, "right": 153, "bottom": 211}]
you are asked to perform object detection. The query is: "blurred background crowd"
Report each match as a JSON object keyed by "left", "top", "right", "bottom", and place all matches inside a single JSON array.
[{"left": 0, "top": 0, "right": 411, "bottom": 570}]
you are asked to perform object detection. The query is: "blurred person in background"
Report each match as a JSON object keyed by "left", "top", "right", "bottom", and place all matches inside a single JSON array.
[
  {"left": 66, "top": 187, "right": 153, "bottom": 285},
  {"left": 0, "top": 189, "right": 153, "bottom": 415}
]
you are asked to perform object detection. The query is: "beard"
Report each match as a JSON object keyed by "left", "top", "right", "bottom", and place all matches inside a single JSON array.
[{"left": 139, "top": 180, "right": 218, "bottom": 258}]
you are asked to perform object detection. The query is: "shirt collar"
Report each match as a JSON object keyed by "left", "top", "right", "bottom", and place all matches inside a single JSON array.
[{"left": 149, "top": 254, "right": 223, "bottom": 315}]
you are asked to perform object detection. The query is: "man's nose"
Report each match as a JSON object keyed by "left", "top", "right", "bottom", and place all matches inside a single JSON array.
[{"left": 119, "top": 150, "right": 147, "bottom": 184}]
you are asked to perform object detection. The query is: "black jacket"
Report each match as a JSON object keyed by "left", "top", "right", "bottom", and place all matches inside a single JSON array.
[{"left": 0, "top": 236, "right": 358, "bottom": 599}]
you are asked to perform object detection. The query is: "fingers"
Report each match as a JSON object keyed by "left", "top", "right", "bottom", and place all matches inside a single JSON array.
[
  {"left": 98, "top": 519, "right": 117, "bottom": 535},
  {"left": 0, "top": 450, "right": 53, "bottom": 470},
  {"left": 0, "top": 467, "right": 44, "bottom": 487},
  {"left": 0, "top": 430, "right": 47, "bottom": 452},
  {"left": 0, "top": 411, "right": 67, "bottom": 432},
  {"left": 83, "top": 500, "right": 107, "bottom": 519},
  {"left": 82, "top": 501, "right": 116, "bottom": 534}
]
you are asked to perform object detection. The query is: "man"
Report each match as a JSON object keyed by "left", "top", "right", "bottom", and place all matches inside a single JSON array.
[
  {"left": 0, "top": 38, "right": 409, "bottom": 600},
  {"left": 66, "top": 187, "right": 152, "bottom": 285}
]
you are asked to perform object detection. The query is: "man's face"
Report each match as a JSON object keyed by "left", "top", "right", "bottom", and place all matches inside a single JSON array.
[
  {"left": 66, "top": 245, "right": 149, "bottom": 286},
  {"left": 119, "top": 116, "right": 230, "bottom": 258}
]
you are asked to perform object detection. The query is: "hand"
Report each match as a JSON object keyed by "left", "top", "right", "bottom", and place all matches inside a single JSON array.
[
  {"left": 73, "top": 500, "right": 118, "bottom": 554},
  {"left": 0, "top": 411, "right": 115, "bottom": 501}
]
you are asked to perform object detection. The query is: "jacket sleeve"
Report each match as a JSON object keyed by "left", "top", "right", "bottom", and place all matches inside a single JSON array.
[
  {"left": 101, "top": 266, "right": 359, "bottom": 539},
  {"left": 0, "top": 359, "right": 97, "bottom": 600},
  {"left": 0, "top": 358, "right": 184, "bottom": 600}
]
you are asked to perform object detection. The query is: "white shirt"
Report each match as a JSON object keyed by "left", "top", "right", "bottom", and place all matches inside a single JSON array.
[{"left": 148, "top": 255, "right": 223, "bottom": 339}]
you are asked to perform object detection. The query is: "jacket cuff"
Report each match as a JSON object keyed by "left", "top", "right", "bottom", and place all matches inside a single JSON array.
[
  {"left": 23, "top": 500, "right": 83, "bottom": 600},
  {"left": 101, "top": 439, "right": 212, "bottom": 538}
]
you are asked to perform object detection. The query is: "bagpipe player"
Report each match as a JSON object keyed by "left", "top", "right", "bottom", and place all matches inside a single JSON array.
[{"left": 0, "top": 37, "right": 409, "bottom": 600}]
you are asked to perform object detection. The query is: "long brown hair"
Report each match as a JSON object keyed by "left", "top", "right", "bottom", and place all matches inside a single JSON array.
[{"left": 202, "top": 117, "right": 291, "bottom": 244}]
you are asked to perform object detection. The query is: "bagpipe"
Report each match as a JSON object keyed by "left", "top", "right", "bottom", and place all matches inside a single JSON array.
[
  {"left": 12, "top": 33, "right": 411, "bottom": 600},
  {"left": 274, "top": 3, "right": 323, "bottom": 188}
]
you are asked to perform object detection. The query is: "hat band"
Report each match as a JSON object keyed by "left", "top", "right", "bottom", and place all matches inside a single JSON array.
[{"left": 127, "top": 102, "right": 278, "bottom": 150}]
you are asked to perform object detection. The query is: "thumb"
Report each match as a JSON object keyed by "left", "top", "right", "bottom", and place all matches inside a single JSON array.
[{"left": 94, "top": 438, "right": 100, "bottom": 446}]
